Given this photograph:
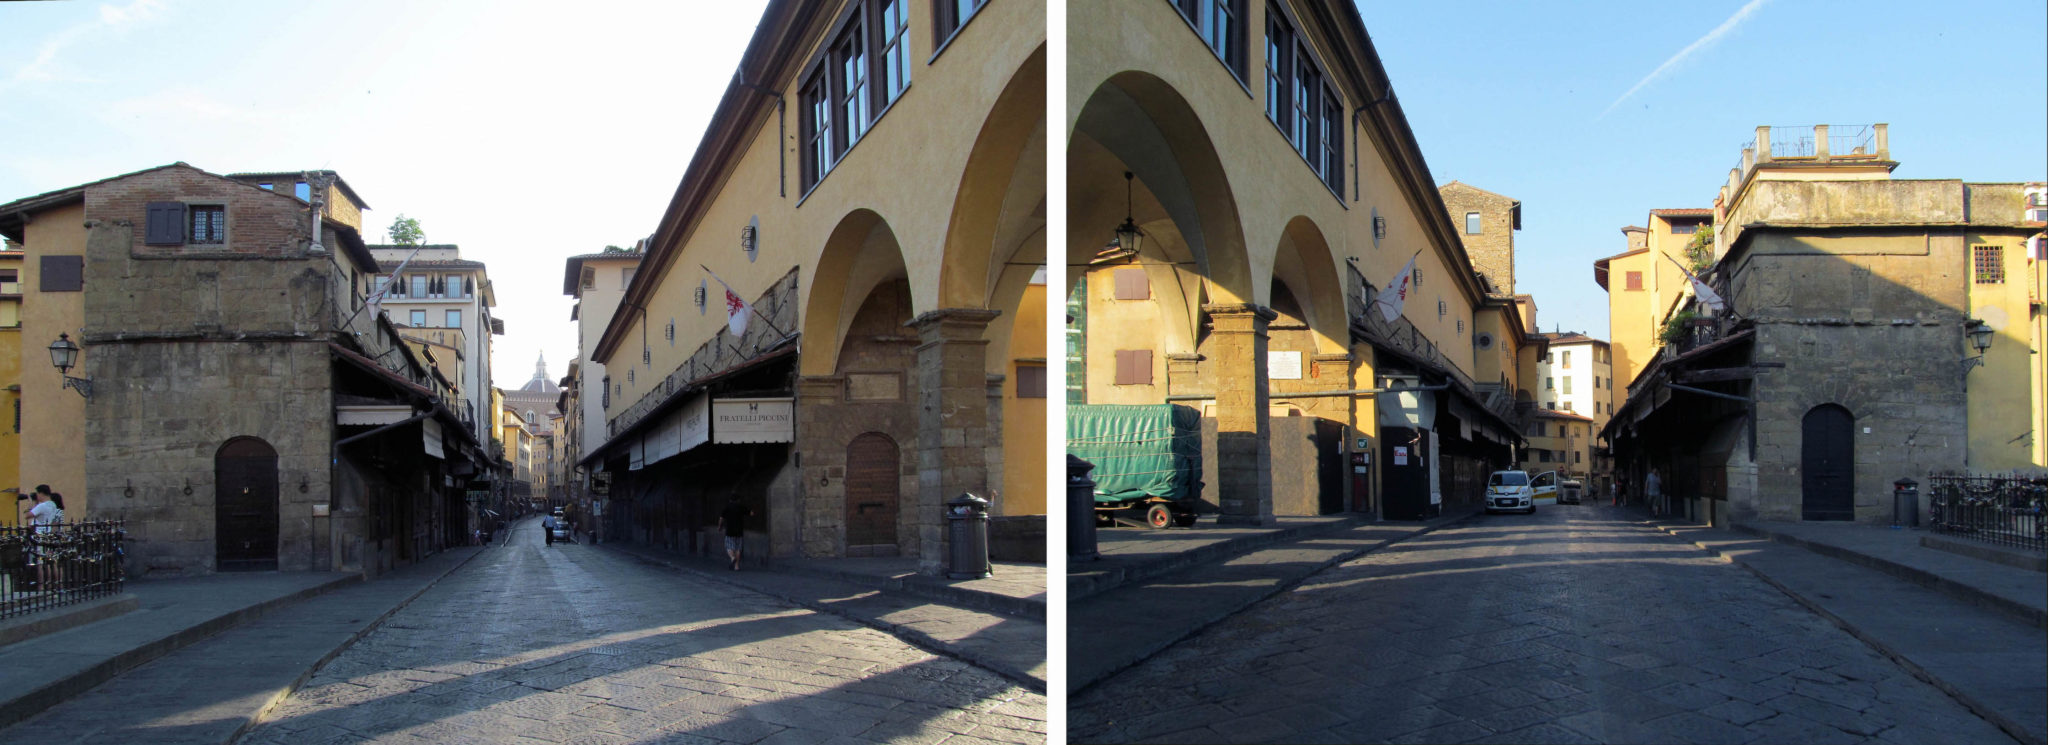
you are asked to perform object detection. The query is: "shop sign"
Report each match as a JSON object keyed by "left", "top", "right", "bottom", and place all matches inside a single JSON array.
[{"left": 714, "top": 397, "right": 794, "bottom": 443}]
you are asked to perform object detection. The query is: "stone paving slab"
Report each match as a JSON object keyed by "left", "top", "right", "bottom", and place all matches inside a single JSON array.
[
  {"left": 1733, "top": 520, "right": 2048, "bottom": 628},
  {"left": 0, "top": 544, "right": 485, "bottom": 744},
  {"left": 1068, "top": 510, "right": 1477, "bottom": 695},
  {"left": 773, "top": 556, "right": 1048, "bottom": 621},
  {"left": 1650, "top": 518, "right": 2047, "bottom": 745},
  {"left": 604, "top": 542, "right": 1046, "bottom": 691},
  {"left": 1069, "top": 516, "right": 1361, "bottom": 602},
  {"left": 0, "top": 569, "right": 362, "bottom": 731}
]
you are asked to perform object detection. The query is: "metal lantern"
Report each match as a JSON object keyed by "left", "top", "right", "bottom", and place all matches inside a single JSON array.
[
  {"left": 1114, "top": 171, "right": 1145, "bottom": 255},
  {"left": 49, "top": 333, "right": 80, "bottom": 373}
]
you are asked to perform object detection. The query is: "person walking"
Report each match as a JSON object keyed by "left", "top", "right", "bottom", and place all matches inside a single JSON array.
[
  {"left": 1645, "top": 469, "right": 1664, "bottom": 516},
  {"left": 542, "top": 512, "right": 558, "bottom": 546},
  {"left": 718, "top": 497, "right": 750, "bottom": 571}
]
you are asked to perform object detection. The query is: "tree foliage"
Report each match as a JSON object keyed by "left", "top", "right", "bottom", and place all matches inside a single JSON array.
[
  {"left": 388, "top": 215, "right": 425, "bottom": 246},
  {"left": 1684, "top": 224, "right": 1716, "bottom": 273}
]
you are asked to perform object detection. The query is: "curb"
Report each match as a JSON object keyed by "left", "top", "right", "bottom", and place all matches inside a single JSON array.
[
  {"left": 603, "top": 544, "right": 1046, "bottom": 694},
  {"left": 1641, "top": 519, "right": 2046, "bottom": 745},
  {"left": 0, "top": 593, "right": 139, "bottom": 648},
  {"left": 1068, "top": 515, "right": 1383, "bottom": 602},
  {"left": 1729, "top": 523, "right": 2048, "bottom": 630},
  {"left": 775, "top": 562, "right": 1045, "bottom": 622},
  {"left": 0, "top": 573, "right": 362, "bottom": 733},
  {"left": 1070, "top": 509, "right": 1481, "bottom": 695},
  {"left": 230, "top": 546, "right": 491, "bottom": 745}
]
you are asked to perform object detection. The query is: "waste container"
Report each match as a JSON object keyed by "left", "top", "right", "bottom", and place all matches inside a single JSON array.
[
  {"left": 1068, "top": 455, "right": 1100, "bottom": 561},
  {"left": 1893, "top": 478, "right": 1918, "bottom": 529},
  {"left": 946, "top": 493, "right": 992, "bottom": 579}
]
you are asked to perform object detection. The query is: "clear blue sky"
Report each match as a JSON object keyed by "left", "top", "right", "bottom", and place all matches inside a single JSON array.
[{"left": 1360, "top": 0, "right": 2047, "bottom": 338}]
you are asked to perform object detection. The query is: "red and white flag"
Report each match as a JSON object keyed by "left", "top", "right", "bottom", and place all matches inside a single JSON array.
[
  {"left": 1375, "top": 251, "right": 1420, "bottom": 323},
  {"left": 1663, "top": 253, "right": 1725, "bottom": 315},
  {"left": 702, "top": 265, "right": 751, "bottom": 339}
]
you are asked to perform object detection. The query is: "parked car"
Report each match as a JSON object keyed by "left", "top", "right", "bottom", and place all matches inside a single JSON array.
[
  {"left": 1558, "top": 479, "right": 1584, "bottom": 505},
  {"left": 1486, "top": 470, "right": 1536, "bottom": 514}
]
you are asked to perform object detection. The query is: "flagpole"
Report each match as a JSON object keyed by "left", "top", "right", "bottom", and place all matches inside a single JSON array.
[{"left": 700, "top": 265, "right": 790, "bottom": 340}]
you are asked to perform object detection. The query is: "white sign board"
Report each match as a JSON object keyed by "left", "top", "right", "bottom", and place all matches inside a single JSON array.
[
  {"left": 1393, "top": 446, "right": 1408, "bottom": 466},
  {"left": 714, "top": 398, "right": 795, "bottom": 444},
  {"left": 676, "top": 394, "right": 711, "bottom": 452},
  {"left": 1267, "top": 350, "right": 1303, "bottom": 380},
  {"left": 423, "top": 418, "right": 444, "bottom": 460}
]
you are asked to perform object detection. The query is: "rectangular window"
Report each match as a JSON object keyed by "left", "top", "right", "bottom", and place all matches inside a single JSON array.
[
  {"left": 837, "top": 19, "right": 870, "bottom": 149},
  {"left": 935, "top": 0, "right": 987, "bottom": 42},
  {"left": 1593, "top": 376, "right": 1601, "bottom": 389},
  {"left": 1113, "top": 267, "right": 1150, "bottom": 300},
  {"left": 1115, "top": 349, "right": 1153, "bottom": 385},
  {"left": 1546, "top": 402, "right": 1556, "bottom": 410},
  {"left": 189, "top": 205, "right": 226, "bottom": 245},
  {"left": 1562, "top": 377, "right": 1572, "bottom": 394},
  {"left": 1562, "top": 350, "right": 1570, "bottom": 368},
  {"left": 1465, "top": 212, "right": 1482, "bottom": 234},
  {"left": 622, "top": 267, "right": 637, "bottom": 286},
  {"left": 1574, "top": 450, "right": 1583, "bottom": 464},
  {"left": 0, "top": 269, "right": 16, "bottom": 295},
  {"left": 1292, "top": 54, "right": 1319, "bottom": 163},
  {"left": 446, "top": 309, "right": 462, "bottom": 328},
  {"left": 1546, "top": 376, "right": 1554, "bottom": 390},
  {"left": 410, "top": 309, "right": 427, "bottom": 327},
  {"left": 1321, "top": 88, "right": 1343, "bottom": 195},
  {"left": 1265, "top": 7, "right": 1291, "bottom": 127},
  {"left": 1624, "top": 271, "right": 1643, "bottom": 291},
  {"left": 0, "top": 301, "right": 17, "bottom": 327},
  {"left": 1171, "top": 0, "right": 1246, "bottom": 80},
  {"left": 1973, "top": 245, "right": 2004, "bottom": 284},
  {"left": 1016, "top": 364, "right": 1047, "bottom": 398},
  {"left": 1670, "top": 221, "right": 1700, "bottom": 235},
  {"left": 412, "top": 275, "right": 429, "bottom": 298},
  {"left": 801, "top": 69, "right": 834, "bottom": 190},
  {"left": 145, "top": 202, "right": 186, "bottom": 244},
  {"left": 878, "top": 0, "right": 909, "bottom": 104}
]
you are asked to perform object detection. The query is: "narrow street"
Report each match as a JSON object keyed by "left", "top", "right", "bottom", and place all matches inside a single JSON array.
[
  {"left": 1069, "top": 503, "right": 2017, "bottom": 744},
  {"left": 235, "top": 522, "right": 1044, "bottom": 745}
]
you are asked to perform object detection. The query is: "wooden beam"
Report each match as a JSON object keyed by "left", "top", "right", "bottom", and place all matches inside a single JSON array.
[{"left": 1676, "top": 367, "right": 1756, "bottom": 384}]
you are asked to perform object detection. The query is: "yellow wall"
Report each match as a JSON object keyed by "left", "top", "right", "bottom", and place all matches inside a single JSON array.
[
  {"left": 1605, "top": 250, "right": 1656, "bottom": 390},
  {"left": 1002, "top": 281, "right": 1047, "bottom": 514},
  {"left": 20, "top": 202, "right": 87, "bottom": 516},
  {"left": 1966, "top": 232, "right": 2040, "bottom": 469}
]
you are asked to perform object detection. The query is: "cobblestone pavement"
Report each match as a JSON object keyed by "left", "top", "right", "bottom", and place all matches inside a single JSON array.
[
  {"left": 240, "top": 527, "right": 1045, "bottom": 745},
  {"left": 1070, "top": 503, "right": 2017, "bottom": 744}
]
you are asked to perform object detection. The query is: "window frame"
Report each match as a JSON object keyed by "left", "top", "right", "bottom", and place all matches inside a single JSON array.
[
  {"left": 1465, "top": 212, "right": 1482, "bottom": 234},
  {"left": 1972, "top": 244, "right": 2004, "bottom": 284},
  {"left": 1169, "top": 0, "right": 1249, "bottom": 84},
  {"left": 1262, "top": 2, "right": 1347, "bottom": 202},
  {"left": 446, "top": 309, "right": 462, "bottom": 328},
  {"left": 799, "top": 0, "right": 918, "bottom": 199},
  {"left": 932, "top": 0, "right": 989, "bottom": 61},
  {"left": 188, "top": 204, "right": 228, "bottom": 246},
  {"left": 410, "top": 309, "right": 428, "bottom": 327},
  {"left": 1624, "top": 271, "right": 1644, "bottom": 291}
]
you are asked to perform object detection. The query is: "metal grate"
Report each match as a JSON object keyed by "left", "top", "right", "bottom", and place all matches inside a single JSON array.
[
  {"left": 1972, "top": 245, "right": 2004, "bottom": 284},
  {"left": 1927, "top": 473, "right": 2046, "bottom": 553},
  {"left": 1, "top": 520, "right": 126, "bottom": 620}
]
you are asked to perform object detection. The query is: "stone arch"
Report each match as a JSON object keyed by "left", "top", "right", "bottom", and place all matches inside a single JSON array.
[
  {"left": 1271, "top": 216, "right": 1350, "bottom": 355},
  {"left": 801, "top": 209, "right": 908, "bottom": 377},
  {"left": 1069, "top": 70, "right": 1255, "bottom": 310}
]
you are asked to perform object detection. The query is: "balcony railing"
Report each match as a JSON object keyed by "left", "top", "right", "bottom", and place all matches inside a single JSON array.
[
  {"left": 1928, "top": 473, "right": 2046, "bottom": 553},
  {"left": 1, "top": 520, "right": 126, "bottom": 619}
]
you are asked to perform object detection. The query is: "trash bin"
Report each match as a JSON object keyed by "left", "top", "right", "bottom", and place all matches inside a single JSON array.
[
  {"left": 1068, "top": 455, "right": 1100, "bottom": 561},
  {"left": 946, "top": 493, "right": 992, "bottom": 579},
  {"left": 1893, "top": 478, "right": 1918, "bottom": 529}
]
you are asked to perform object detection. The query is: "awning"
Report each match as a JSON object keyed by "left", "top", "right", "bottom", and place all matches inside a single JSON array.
[{"left": 338, "top": 404, "right": 414, "bottom": 426}]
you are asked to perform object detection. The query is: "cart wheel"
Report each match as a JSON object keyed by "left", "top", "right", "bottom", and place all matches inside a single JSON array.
[
  {"left": 1095, "top": 511, "right": 1114, "bottom": 527},
  {"left": 1145, "top": 503, "right": 1174, "bottom": 529},
  {"left": 1174, "top": 511, "right": 1198, "bottom": 528}
]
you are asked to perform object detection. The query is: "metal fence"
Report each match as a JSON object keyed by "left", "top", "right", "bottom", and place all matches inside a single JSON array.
[
  {"left": 1927, "top": 473, "right": 2047, "bottom": 553},
  {"left": 0, "top": 520, "right": 126, "bottom": 620}
]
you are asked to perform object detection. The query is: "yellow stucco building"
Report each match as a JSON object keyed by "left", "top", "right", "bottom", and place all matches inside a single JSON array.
[
  {"left": 1069, "top": 0, "right": 1531, "bottom": 523},
  {"left": 0, "top": 244, "right": 18, "bottom": 525},
  {"left": 575, "top": 0, "right": 1045, "bottom": 573}
]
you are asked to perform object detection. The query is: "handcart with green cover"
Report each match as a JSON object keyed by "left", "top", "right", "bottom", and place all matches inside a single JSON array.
[{"left": 1067, "top": 404, "right": 1204, "bottom": 528}]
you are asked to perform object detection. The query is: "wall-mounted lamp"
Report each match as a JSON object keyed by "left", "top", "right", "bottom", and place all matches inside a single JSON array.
[
  {"left": 1961, "top": 319, "right": 1995, "bottom": 374},
  {"left": 48, "top": 333, "right": 93, "bottom": 399},
  {"left": 695, "top": 280, "right": 708, "bottom": 312},
  {"left": 740, "top": 216, "right": 760, "bottom": 262}
]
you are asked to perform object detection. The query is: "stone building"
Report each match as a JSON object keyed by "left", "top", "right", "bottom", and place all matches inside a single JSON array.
[
  {"left": 364, "top": 245, "right": 500, "bottom": 447},
  {"left": 1605, "top": 125, "right": 2047, "bottom": 526},
  {"left": 1440, "top": 181, "right": 1521, "bottom": 295},
  {"left": 0, "top": 163, "right": 490, "bottom": 575},
  {"left": 1523, "top": 409, "right": 1594, "bottom": 482},
  {"left": 1070, "top": 0, "right": 1533, "bottom": 524},
  {"left": 576, "top": 0, "right": 1047, "bottom": 574}
]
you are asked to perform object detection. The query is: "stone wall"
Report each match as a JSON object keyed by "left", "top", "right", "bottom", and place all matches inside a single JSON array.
[
  {"left": 795, "top": 280, "right": 921, "bottom": 558},
  {"left": 1439, "top": 183, "right": 1518, "bottom": 295}
]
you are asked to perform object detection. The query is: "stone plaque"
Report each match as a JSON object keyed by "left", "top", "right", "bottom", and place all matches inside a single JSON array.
[
  {"left": 846, "top": 372, "right": 902, "bottom": 401},
  {"left": 1267, "top": 350, "right": 1303, "bottom": 380}
]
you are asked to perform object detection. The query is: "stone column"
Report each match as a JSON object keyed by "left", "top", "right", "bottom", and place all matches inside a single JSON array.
[
  {"left": 910, "top": 308, "right": 1001, "bottom": 576},
  {"left": 1205, "top": 303, "right": 1277, "bottom": 525},
  {"left": 794, "top": 375, "right": 845, "bottom": 558}
]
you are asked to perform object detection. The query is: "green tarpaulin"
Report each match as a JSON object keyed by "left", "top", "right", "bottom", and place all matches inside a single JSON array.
[{"left": 1067, "top": 404, "right": 1202, "bottom": 504}]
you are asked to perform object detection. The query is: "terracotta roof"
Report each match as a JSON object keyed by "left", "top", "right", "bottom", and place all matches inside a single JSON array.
[
  {"left": 1541, "top": 332, "right": 1606, "bottom": 345},
  {"left": 1651, "top": 208, "right": 1712, "bottom": 216},
  {"left": 395, "top": 259, "right": 486, "bottom": 269},
  {"left": 1620, "top": 225, "right": 1647, "bottom": 233},
  {"left": 562, "top": 251, "right": 644, "bottom": 295},
  {"left": 1533, "top": 409, "right": 1596, "bottom": 422}
]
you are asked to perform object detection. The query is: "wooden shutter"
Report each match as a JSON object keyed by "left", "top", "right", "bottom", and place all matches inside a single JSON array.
[
  {"left": 40, "top": 255, "right": 83, "bottom": 292},
  {"left": 145, "top": 202, "right": 186, "bottom": 245},
  {"left": 1016, "top": 364, "right": 1047, "bottom": 398},
  {"left": 1625, "top": 271, "right": 1643, "bottom": 291},
  {"left": 1114, "top": 349, "right": 1152, "bottom": 385},
  {"left": 1113, "top": 267, "right": 1149, "bottom": 300}
]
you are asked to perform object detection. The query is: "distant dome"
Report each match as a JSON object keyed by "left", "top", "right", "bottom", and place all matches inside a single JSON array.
[{"left": 520, "top": 351, "right": 561, "bottom": 394}]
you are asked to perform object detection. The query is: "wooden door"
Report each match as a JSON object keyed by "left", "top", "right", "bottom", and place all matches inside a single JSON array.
[
  {"left": 1801, "top": 404, "right": 1855, "bottom": 521},
  {"left": 845, "top": 433, "right": 900, "bottom": 555},
  {"left": 216, "top": 437, "right": 280, "bottom": 571}
]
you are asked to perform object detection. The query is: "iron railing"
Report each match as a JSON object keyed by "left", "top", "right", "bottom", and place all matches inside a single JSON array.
[
  {"left": 1927, "top": 473, "right": 2047, "bottom": 553},
  {"left": 0, "top": 520, "right": 127, "bottom": 620}
]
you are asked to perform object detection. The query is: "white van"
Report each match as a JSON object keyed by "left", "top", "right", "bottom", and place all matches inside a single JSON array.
[{"left": 1486, "top": 470, "right": 1536, "bottom": 514}]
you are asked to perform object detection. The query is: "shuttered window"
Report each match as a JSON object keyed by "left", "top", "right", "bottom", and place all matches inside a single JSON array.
[
  {"left": 145, "top": 202, "right": 186, "bottom": 244},
  {"left": 41, "top": 255, "right": 84, "bottom": 292},
  {"left": 1016, "top": 364, "right": 1046, "bottom": 398},
  {"left": 1624, "top": 271, "right": 1643, "bottom": 291},
  {"left": 1114, "top": 349, "right": 1153, "bottom": 385},
  {"left": 1113, "top": 267, "right": 1150, "bottom": 300}
]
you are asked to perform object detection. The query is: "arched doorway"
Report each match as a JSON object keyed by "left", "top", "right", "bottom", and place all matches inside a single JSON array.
[
  {"left": 844, "top": 433, "right": 900, "bottom": 556},
  {"left": 216, "top": 437, "right": 279, "bottom": 571},
  {"left": 1801, "top": 404, "right": 1855, "bottom": 521}
]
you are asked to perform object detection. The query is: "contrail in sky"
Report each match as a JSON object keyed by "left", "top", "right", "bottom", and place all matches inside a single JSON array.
[{"left": 1599, "top": 0, "right": 1770, "bottom": 119}]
